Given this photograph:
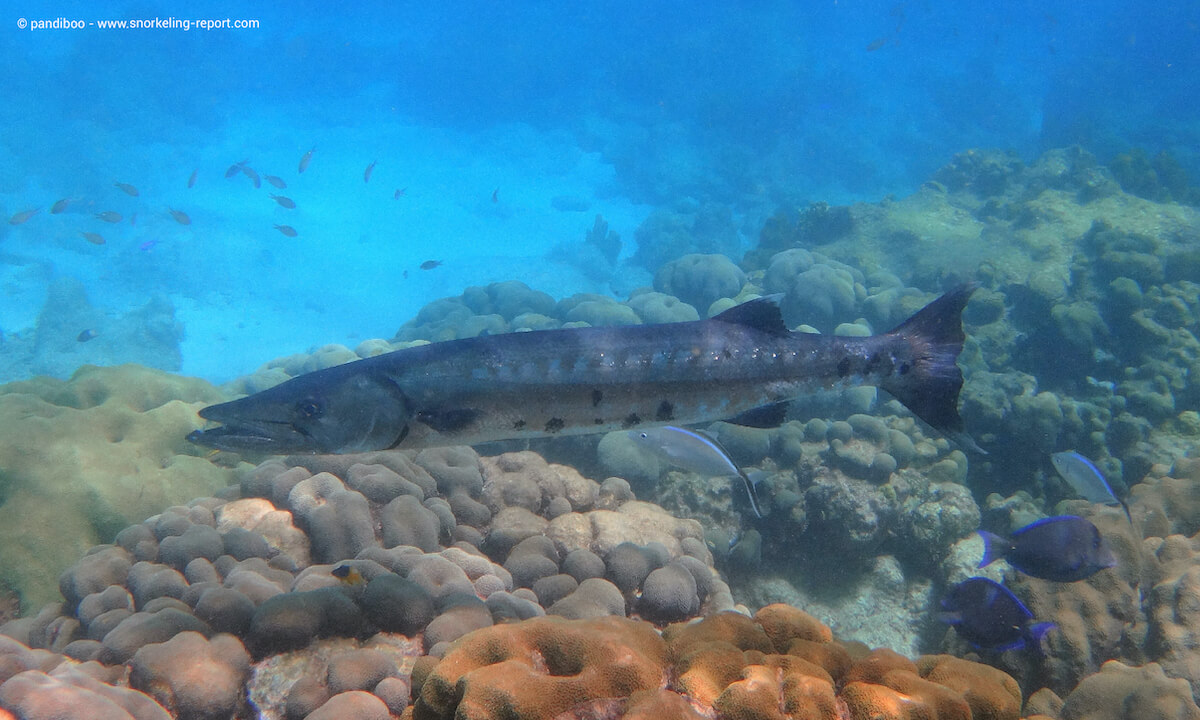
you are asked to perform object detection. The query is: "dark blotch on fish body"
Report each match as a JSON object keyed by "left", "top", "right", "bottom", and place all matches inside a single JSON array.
[
  {"left": 622, "top": 413, "right": 641, "bottom": 429},
  {"left": 364, "top": 160, "right": 376, "bottom": 183},
  {"left": 80, "top": 232, "right": 105, "bottom": 245},
  {"left": 513, "top": 419, "right": 526, "bottom": 430},
  {"left": 168, "top": 209, "right": 191, "bottom": 226},
  {"left": 115, "top": 182, "right": 139, "bottom": 197},
  {"left": 50, "top": 198, "right": 71, "bottom": 214},
  {"left": 270, "top": 194, "right": 296, "bottom": 209},
  {"left": 77, "top": 329, "right": 98, "bottom": 342},
  {"left": 187, "top": 169, "right": 198, "bottom": 188},
  {"left": 274, "top": 224, "right": 298, "bottom": 238},
  {"left": 591, "top": 389, "right": 603, "bottom": 407},
  {"left": 8, "top": 208, "right": 38, "bottom": 225},
  {"left": 95, "top": 211, "right": 123, "bottom": 223},
  {"left": 656, "top": 400, "right": 674, "bottom": 422},
  {"left": 545, "top": 418, "right": 565, "bottom": 433},
  {"left": 420, "top": 260, "right": 442, "bottom": 270},
  {"left": 979, "top": 515, "right": 1117, "bottom": 582},
  {"left": 299, "top": 147, "right": 315, "bottom": 174},
  {"left": 266, "top": 175, "right": 287, "bottom": 189}
]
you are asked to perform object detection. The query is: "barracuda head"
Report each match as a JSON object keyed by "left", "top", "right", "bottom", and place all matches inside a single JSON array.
[{"left": 188, "top": 365, "right": 412, "bottom": 454}]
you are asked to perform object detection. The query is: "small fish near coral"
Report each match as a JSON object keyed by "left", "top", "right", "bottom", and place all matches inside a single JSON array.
[
  {"left": 941, "top": 577, "right": 1054, "bottom": 651},
  {"left": 189, "top": 284, "right": 978, "bottom": 457},
  {"left": 114, "top": 181, "right": 139, "bottom": 197},
  {"left": 273, "top": 224, "right": 298, "bottom": 238},
  {"left": 419, "top": 260, "right": 442, "bottom": 270},
  {"left": 331, "top": 563, "right": 365, "bottom": 586},
  {"left": 269, "top": 194, "right": 296, "bottom": 209},
  {"left": 630, "top": 425, "right": 765, "bottom": 518},
  {"left": 978, "top": 515, "right": 1117, "bottom": 582},
  {"left": 76, "top": 329, "right": 98, "bottom": 342},
  {"left": 1051, "top": 450, "right": 1131, "bottom": 521}
]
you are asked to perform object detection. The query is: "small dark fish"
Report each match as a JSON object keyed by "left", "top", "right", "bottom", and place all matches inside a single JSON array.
[
  {"left": 331, "top": 563, "right": 365, "bottom": 586},
  {"left": 130, "top": 212, "right": 137, "bottom": 227},
  {"left": 95, "top": 211, "right": 122, "bottom": 223},
  {"left": 187, "top": 169, "right": 198, "bottom": 188},
  {"left": 299, "top": 147, "right": 315, "bottom": 174},
  {"left": 240, "top": 165, "right": 261, "bottom": 188},
  {"left": 273, "top": 224, "right": 298, "bottom": 238},
  {"left": 940, "top": 577, "right": 1054, "bottom": 651},
  {"left": 866, "top": 37, "right": 888, "bottom": 51},
  {"left": 265, "top": 175, "right": 287, "bottom": 189},
  {"left": 402, "top": 270, "right": 409, "bottom": 279},
  {"left": 114, "top": 182, "right": 139, "bottom": 197},
  {"left": 139, "top": 239, "right": 159, "bottom": 251},
  {"left": 8, "top": 208, "right": 39, "bottom": 225},
  {"left": 269, "top": 194, "right": 296, "bottom": 209},
  {"left": 364, "top": 160, "right": 377, "bottom": 184},
  {"left": 419, "top": 260, "right": 442, "bottom": 270},
  {"left": 393, "top": 188, "right": 406, "bottom": 199},
  {"left": 80, "top": 232, "right": 105, "bottom": 245},
  {"left": 168, "top": 209, "right": 191, "bottom": 226},
  {"left": 979, "top": 515, "right": 1117, "bottom": 582},
  {"left": 77, "top": 329, "right": 98, "bottom": 342},
  {"left": 50, "top": 198, "right": 71, "bottom": 214},
  {"left": 224, "top": 164, "right": 242, "bottom": 179},
  {"left": 491, "top": 187, "right": 499, "bottom": 203}
]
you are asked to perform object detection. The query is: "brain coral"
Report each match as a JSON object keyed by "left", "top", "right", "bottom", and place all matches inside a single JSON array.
[
  {"left": 0, "top": 364, "right": 235, "bottom": 610},
  {"left": 409, "top": 606, "right": 1023, "bottom": 720}
]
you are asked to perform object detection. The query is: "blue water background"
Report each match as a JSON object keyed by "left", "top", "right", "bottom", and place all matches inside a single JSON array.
[{"left": 0, "top": 0, "right": 1195, "bottom": 381}]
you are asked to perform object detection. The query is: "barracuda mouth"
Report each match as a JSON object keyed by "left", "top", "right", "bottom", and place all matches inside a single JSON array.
[{"left": 186, "top": 419, "right": 313, "bottom": 453}]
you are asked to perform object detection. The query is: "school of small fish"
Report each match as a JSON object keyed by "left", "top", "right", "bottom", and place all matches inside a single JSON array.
[{"left": 2, "top": 144, "right": 428, "bottom": 258}]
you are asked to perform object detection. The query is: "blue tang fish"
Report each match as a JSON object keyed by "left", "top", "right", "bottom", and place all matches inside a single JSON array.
[
  {"left": 940, "top": 577, "right": 1054, "bottom": 651},
  {"left": 1051, "top": 451, "right": 1131, "bottom": 521},
  {"left": 978, "top": 515, "right": 1117, "bottom": 582},
  {"left": 630, "top": 426, "right": 764, "bottom": 518}
]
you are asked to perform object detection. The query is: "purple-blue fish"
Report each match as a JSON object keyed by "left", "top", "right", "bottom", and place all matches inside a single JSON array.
[
  {"left": 941, "top": 577, "right": 1054, "bottom": 651},
  {"left": 979, "top": 515, "right": 1117, "bottom": 582}
]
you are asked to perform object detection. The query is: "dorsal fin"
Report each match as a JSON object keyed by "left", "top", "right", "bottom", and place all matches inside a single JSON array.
[{"left": 712, "top": 295, "right": 789, "bottom": 336}]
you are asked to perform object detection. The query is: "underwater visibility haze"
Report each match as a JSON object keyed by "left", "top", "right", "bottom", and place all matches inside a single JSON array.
[{"left": 1, "top": 1, "right": 1199, "bottom": 718}]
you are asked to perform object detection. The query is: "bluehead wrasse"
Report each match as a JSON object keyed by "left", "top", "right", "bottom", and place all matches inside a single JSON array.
[
  {"left": 187, "top": 285, "right": 978, "bottom": 457},
  {"left": 631, "top": 425, "right": 764, "bottom": 518},
  {"left": 1050, "top": 451, "right": 1131, "bottom": 521}
]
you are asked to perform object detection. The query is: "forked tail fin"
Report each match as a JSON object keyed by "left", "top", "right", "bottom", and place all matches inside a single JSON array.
[{"left": 878, "top": 283, "right": 978, "bottom": 437}]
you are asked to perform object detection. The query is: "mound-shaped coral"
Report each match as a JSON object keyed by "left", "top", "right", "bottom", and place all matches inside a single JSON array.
[{"left": 0, "top": 364, "right": 235, "bottom": 610}]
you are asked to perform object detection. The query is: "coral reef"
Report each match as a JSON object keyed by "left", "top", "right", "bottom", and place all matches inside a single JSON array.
[{"left": 0, "top": 364, "right": 234, "bottom": 611}]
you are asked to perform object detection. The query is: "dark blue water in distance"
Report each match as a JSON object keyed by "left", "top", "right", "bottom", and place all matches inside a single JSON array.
[{"left": 0, "top": 0, "right": 1195, "bottom": 381}]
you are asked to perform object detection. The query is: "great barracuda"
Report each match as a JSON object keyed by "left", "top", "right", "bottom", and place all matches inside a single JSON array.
[{"left": 188, "top": 284, "right": 977, "bottom": 455}]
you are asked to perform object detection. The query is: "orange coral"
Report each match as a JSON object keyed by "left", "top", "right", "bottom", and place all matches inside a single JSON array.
[
  {"left": 843, "top": 648, "right": 918, "bottom": 685},
  {"left": 754, "top": 603, "right": 834, "bottom": 649},
  {"left": 917, "top": 655, "right": 1022, "bottom": 720},
  {"left": 409, "top": 610, "right": 1022, "bottom": 720},
  {"left": 411, "top": 615, "right": 667, "bottom": 720}
]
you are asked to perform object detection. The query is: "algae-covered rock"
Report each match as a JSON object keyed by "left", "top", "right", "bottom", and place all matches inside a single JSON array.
[
  {"left": 653, "top": 253, "right": 746, "bottom": 313},
  {"left": 0, "top": 365, "right": 237, "bottom": 610}
]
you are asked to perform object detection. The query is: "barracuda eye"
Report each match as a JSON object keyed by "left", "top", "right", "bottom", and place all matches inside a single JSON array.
[{"left": 297, "top": 399, "right": 323, "bottom": 418}]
